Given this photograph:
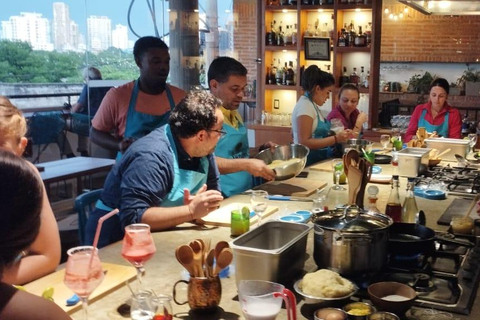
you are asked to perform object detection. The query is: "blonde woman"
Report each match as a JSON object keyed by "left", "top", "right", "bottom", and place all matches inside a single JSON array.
[{"left": 0, "top": 96, "right": 61, "bottom": 284}]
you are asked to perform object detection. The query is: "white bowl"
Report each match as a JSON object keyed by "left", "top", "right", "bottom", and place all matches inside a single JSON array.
[{"left": 294, "top": 279, "right": 358, "bottom": 305}]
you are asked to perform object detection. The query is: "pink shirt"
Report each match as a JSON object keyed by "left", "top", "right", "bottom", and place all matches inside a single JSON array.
[
  {"left": 404, "top": 102, "right": 462, "bottom": 142},
  {"left": 92, "top": 81, "right": 186, "bottom": 139},
  {"left": 326, "top": 104, "right": 360, "bottom": 130}
]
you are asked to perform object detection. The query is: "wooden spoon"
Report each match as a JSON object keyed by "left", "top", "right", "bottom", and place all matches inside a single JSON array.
[
  {"left": 175, "top": 245, "right": 196, "bottom": 276},
  {"left": 189, "top": 240, "right": 204, "bottom": 277},
  {"left": 206, "top": 249, "right": 215, "bottom": 277},
  {"left": 214, "top": 240, "right": 229, "bottom": 261},
  {"left": 214, "top": 248, "right": 233, "bottom": 276},
  {"left": 435, "top": 148, "right": 451, "bottom": 159}
]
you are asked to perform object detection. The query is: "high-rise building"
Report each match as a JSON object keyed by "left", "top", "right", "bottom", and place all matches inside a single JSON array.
[
  {"left": 1, "top": 12, "right": 53, "bottom": 51},
  {"left": 112, "top": 24, "right": 129, "bottom": 50},
  {"left": 87, "top": 16, "right": 112, "bottom": 52},
  {"left": 52, "top": 2, "right": 72, "bottom": 51}
]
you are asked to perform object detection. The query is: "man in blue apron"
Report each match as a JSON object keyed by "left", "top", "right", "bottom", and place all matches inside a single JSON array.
[
  {"left": 208, "top": 57, "right": 276, "bottom": 197},
  {"left": 90, "top": 36, "right": 186, "bottom": 157},
  {"left": 84, "top": 91, "right": 224, "bottom": 248}
]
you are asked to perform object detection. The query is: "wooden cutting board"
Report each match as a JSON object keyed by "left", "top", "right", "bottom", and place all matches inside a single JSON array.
[
  {"left": 201, "top": 202, "right": 278, "bottom": 227},
  {"left": 254, "top": 178, "right": 328, "bottom": 197},
  {"left": 23, "top": 262, "right": 137, "bottom": 315},
  {"left": 309, "top": 161, "right": 334, "bottom": 172}
]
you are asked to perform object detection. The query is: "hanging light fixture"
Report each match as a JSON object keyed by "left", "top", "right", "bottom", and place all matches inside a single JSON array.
[{"left": 384, "top": 5, "right": 410, "bottom": 20}]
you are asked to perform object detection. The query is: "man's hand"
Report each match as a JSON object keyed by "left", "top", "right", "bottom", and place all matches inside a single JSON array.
[
  {"left": 246, "top": 159, "right": 276, "bottom": 181},
  {"left": 184, "top": 184, "right": 224, "bottom": 219}
]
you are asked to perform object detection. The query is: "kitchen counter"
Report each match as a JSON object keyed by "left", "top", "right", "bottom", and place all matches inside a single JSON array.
[{"left": 69, "top": 161, "right": 480, "bottom": 320}]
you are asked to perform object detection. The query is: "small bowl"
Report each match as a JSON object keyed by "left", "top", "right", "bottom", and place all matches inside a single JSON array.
[
  {"left": 294, "top": 279, "right": 358, "bottom": 305},
  {"left": 367, "top": 282, "right": 416, "bottom": 315},
  {"left": 450, "top": 216, "right": 474, "bottom": 235},
  {"left": 428, "top": 158, "right": 442, "bottom": 166},
  {"left": 295, "top": 210, "right": 312, "bottom": 221},
  {"left": 314, "top": 307, "right": 348, "bottom": 320},
  {"left": 367, "top": 311, "right": 400, "bottom": 320},
  {"left": 279, "top": 215, "right": 303, "bottom": 223},
  {"left": 343, "top": 302, "right": 376, "bottom": 320}
]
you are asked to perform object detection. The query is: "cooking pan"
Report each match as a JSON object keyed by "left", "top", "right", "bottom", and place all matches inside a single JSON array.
[{"left": 388, "top": 223, "right": 473, "bottom": 256}]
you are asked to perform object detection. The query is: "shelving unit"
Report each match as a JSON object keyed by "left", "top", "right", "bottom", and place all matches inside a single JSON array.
[{"left": 256, "top": 0, "right": 382, "bottom": 129}]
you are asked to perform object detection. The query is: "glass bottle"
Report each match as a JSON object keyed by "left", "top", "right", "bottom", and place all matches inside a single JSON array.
[
  {"left": 402, "top": 178, "right": 419, "bottom": 223},
  {"left": 366, "top": 185, "right": 380, "bottom": 214},
  {"left": 340, "top": 67, "right": 349, "bottom": 87},
  {"left": 360, "top": 66, "right": 366, "bottom": 88},
  {"left": 291, "top": 24, "right": 297, "bottom": 45},
  {"left": 349, "top": 67, "right": 359, "bottom": 87},
  {"left": 385, "top": 175, "right": 402, "bottom": 222}
]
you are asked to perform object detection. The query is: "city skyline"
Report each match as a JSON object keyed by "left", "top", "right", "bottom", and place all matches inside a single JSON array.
[{"left": 0, "top": 0, "right": 233, "bottom": 47}]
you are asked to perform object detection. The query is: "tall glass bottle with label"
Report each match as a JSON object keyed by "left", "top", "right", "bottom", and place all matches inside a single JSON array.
[
  {"left": 385, "top": 175, "right": 402, "bottom": 222},
  {"left": 402, "top": 178, "right": 419, "bottom": 223}
]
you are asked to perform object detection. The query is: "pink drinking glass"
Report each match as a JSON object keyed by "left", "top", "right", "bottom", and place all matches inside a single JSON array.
[
  {"left": 64, "top": 246, "right": 104, "bottom": 320},
  {"left": 121, "top": 223, "right": 156, "bottom": 291}
]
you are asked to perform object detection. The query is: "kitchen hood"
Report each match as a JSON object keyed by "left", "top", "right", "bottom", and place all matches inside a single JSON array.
[{"left": 398, "top": 1, "right": 480, "bottom": 15}]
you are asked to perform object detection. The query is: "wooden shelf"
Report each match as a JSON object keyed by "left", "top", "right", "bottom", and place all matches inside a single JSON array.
[
  {"left": 335, "top": 46, "right": 371, "bottom": 53},
  {"left": 265, "top": 84, "right": 298, "bottom": 90},
  {"left": 265, "top": 45, "right": 298, "bottom": 51}
]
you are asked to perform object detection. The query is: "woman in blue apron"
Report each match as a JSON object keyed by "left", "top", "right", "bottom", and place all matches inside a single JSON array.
[
  {"left": 117, "top": 79, "right": 175, "bottom": 159},
  {"left": 292, "top": 66, "right": 353, "bottom": 166},
  {"left": 405, "top": 78, "right": 462, "bottom": 142}
]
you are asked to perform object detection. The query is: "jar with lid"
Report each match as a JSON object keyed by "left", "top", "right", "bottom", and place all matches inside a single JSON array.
[{"left": 366, "top": 185, "right": 380, "bottom": 214}]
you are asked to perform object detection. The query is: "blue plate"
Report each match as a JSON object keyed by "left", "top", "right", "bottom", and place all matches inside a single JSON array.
[
  {"left": 279, "top": 215, "right": 304, "bottom": 223},
  {"left": 414, "top": 187, "right": 446, "bottom": 200}
]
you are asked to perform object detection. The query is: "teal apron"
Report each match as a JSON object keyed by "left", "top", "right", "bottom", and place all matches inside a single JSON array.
[
  {"left": 418, "top": 108, "right": 449, "bottom": 138},
  {"left": 305, "top": 94, "right": 332, "bottom": 166},
  {"left": 215, "top": 120, "right": 252, "bottom": 197},
  {"left": 117, "top": 79, "right": 175, "bottom": 159},
  {"left": 162, "top": 125, "right": 209, "bottom": 206}
]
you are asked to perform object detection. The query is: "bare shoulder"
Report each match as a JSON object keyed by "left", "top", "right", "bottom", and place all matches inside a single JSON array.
[{"left": 0, "top": 290, "right": 71, "bottom": 320}]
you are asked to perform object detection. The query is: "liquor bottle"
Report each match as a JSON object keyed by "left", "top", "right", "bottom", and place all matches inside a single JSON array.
[
  {"left": 349, "top": 67, "right": 359, "bottom": 86},
  {"left": 270, "top": 63, "right": 277, "bottom": 85},
  {"left": 282, "top": 62, "right": 288, "bottom": 85},
  {"left": 284, "top": 25, "right": 292, "bottom": 45},
  {"left": 340, "top": 67, "right": 349, "bottom": 87},
  {"left": 275, "top": 59, "right": 283, "bottom": 85},
  {"left": 314, "top": 19, "right": 320, "bottom": 36},
  {"left": 302, "top": 0, "right": 311, "bottom": 4},
  {"left": 360, "top": 66, "right": 366, "bottom": 88},
  {"left": 354, "top": 26, "right": 367, "bottom": 47},
  {"left": 348, "top": 21, "right": 356, "bottom": 47},
  {"left": 266, "top": 22, "right": 275, "bottom": 46},
  {"left": 365, "top": 70, "right": 370, "bottom": 88},
  {"left": 402, "top": 178, "right": 419, "bottom": 223},
  {"left": 292, "top": 24, "right": 297, "bottom": 45},
  {"left": 385, "top": 175, "right": 402, "bottom": 222},
  {"left": 286, "top": 61, "right": 295, "bottom": 86},
  {"left": 337, "top": 30, "right": 347, "bottom": 47},
  {"left": 277, "top": 23, "right": 284, "bottom": 46}
]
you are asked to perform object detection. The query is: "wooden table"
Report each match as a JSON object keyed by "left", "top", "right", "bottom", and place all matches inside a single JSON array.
[
  {"left": 38, "top": 156, "right": 115, "bottom": 195},
  {"left": 57, "top": 160, "right": 480, "bottom": 320}
]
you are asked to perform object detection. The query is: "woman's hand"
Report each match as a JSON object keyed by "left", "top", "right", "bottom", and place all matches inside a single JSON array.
[
  {"left": 336, "top": 129, "right": 353, "bottom": 143},
  {"left": 184, "top": 185, "right": 224, "bottom": 219}
]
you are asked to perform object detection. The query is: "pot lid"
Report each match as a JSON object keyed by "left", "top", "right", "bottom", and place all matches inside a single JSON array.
[{"left": 314, "top": 207, "right": 393, "bottom": 232}]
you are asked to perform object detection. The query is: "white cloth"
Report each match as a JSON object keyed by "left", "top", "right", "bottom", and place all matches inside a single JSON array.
[{"left": 291, "top": 95, "right": 327, "bottom": 144}]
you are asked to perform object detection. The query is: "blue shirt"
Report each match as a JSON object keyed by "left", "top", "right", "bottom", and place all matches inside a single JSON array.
[
  {"left": 100, "top": 126, "right": 220, "bottom": 228},
  {"left": 77, "top": 85, "right": 110, "bottom": 116}
]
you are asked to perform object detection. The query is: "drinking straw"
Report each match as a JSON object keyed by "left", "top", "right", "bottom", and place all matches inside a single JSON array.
[
  {"left": 88, "top": 208, "right": 119, "bottom": 268},
  {"left": 92, "top": 208, "right": 120, "bottom": 249}
]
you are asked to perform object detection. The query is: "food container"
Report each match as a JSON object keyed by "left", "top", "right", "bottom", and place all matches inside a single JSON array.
[
  {"left": 450, "top": 216, "right": 474, "bottom": 234},
  {"left": 343, "top": 302, "right": 376, "bottom": 320},
  {"left": 396, "top": 147, "right": 431, "bottom": 177},
  {"left": 425, "top": 138, "right": 469, "bottom": 161},
  {"left": 312, "top": 206, "right": 393, "bottom": 275},
  {"left": 256, "top": 144, "right": 309, "bottom": 180},
  {"left": 231, "top": 221, "right": 312, "bottom": 286},
  {"left": 314, "top": 308, "right": 348, "bottom": 320}
]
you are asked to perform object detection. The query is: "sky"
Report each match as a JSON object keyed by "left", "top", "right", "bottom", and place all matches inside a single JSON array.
[{"left": 1, "top": 0, "right": 233, "bottom": 41}]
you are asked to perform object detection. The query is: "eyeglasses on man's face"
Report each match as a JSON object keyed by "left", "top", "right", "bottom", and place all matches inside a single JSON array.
[{"left": 209, "top": 129, "right": 227, "bottom": 137}]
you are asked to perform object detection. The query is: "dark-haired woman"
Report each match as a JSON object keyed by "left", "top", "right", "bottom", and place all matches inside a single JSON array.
[
  {"left": 405, "top": 78, "right": 462, "bottom": 142},
  {"left": 292, "top": 65, "right": 352, "bottom": 166},
  {"left": 327, "top": 83, "right": 367, "bottom": 137},
  {"left": 0, "top": 150, "right": 71, "bottom": 320}
]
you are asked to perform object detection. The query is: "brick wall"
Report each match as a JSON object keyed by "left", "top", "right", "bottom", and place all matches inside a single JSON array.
[
  {"left": 381, "top": 4, "right": 480, "bottom": 62},
  {"left": 233, "top": 0, "right": 258, "bottom": 85}
]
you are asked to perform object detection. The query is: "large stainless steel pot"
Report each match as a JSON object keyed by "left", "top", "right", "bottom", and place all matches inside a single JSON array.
[{"left": 313, "top": 206, "right": 393, "bottom": 275}]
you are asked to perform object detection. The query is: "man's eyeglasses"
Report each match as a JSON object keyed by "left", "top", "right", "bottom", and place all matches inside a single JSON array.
[{"left": 209, "top": 129, "right": 227, "bottom": 137}]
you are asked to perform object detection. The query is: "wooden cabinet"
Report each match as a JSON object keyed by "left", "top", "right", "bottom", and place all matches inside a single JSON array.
[{"left": 256, "top": 0, "right": 382, "bottom": 128}]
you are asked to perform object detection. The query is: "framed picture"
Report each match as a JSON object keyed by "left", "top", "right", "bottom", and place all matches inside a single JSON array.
[{"left": 304, "top": 37, "right": 331, "bottom": 61}]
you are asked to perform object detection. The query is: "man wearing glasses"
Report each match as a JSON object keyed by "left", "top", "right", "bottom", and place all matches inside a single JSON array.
[
  {"left": 208, "top": 57, "right": 276, "bottom": 197},
  {"left": 84, "top": 91, "right": 224, "bottom": 248}
]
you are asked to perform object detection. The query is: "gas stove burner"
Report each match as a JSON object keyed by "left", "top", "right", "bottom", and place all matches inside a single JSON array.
[{"left": 409, "top": 273, "right": 436, "bottom": 293}]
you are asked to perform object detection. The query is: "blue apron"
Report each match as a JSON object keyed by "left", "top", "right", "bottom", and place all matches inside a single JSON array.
[
  {"left": 117, "top": 79, "right": 175, "bottom": 159},
  {"left": 87, "top": 125, "right": 208, "bottom": 248},
  {"left": 418, "top": 108, "right": 449, "bottom": 137},
  {"left": 305, "top": 94, "right": 332, "bottom": 166},
  {"left": 215, "top": 121, "right": 252, "bottom": 197},
  {"left": 162, "top": 125, "right": 209, "bottom": 206}
]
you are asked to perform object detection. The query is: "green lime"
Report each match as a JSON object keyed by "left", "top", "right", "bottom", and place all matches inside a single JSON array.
[
  {"left": 241, "top": 206, "right": 250, "bottom": 220},
  {"left": 334, "top": 162, "right": 343, "bottom": 171},
  {"left": 42, "top": 287, "right": 54, "bottom": 301},
  {"left": 393, "top": 139, "right": 403, "bottom": 151}
]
